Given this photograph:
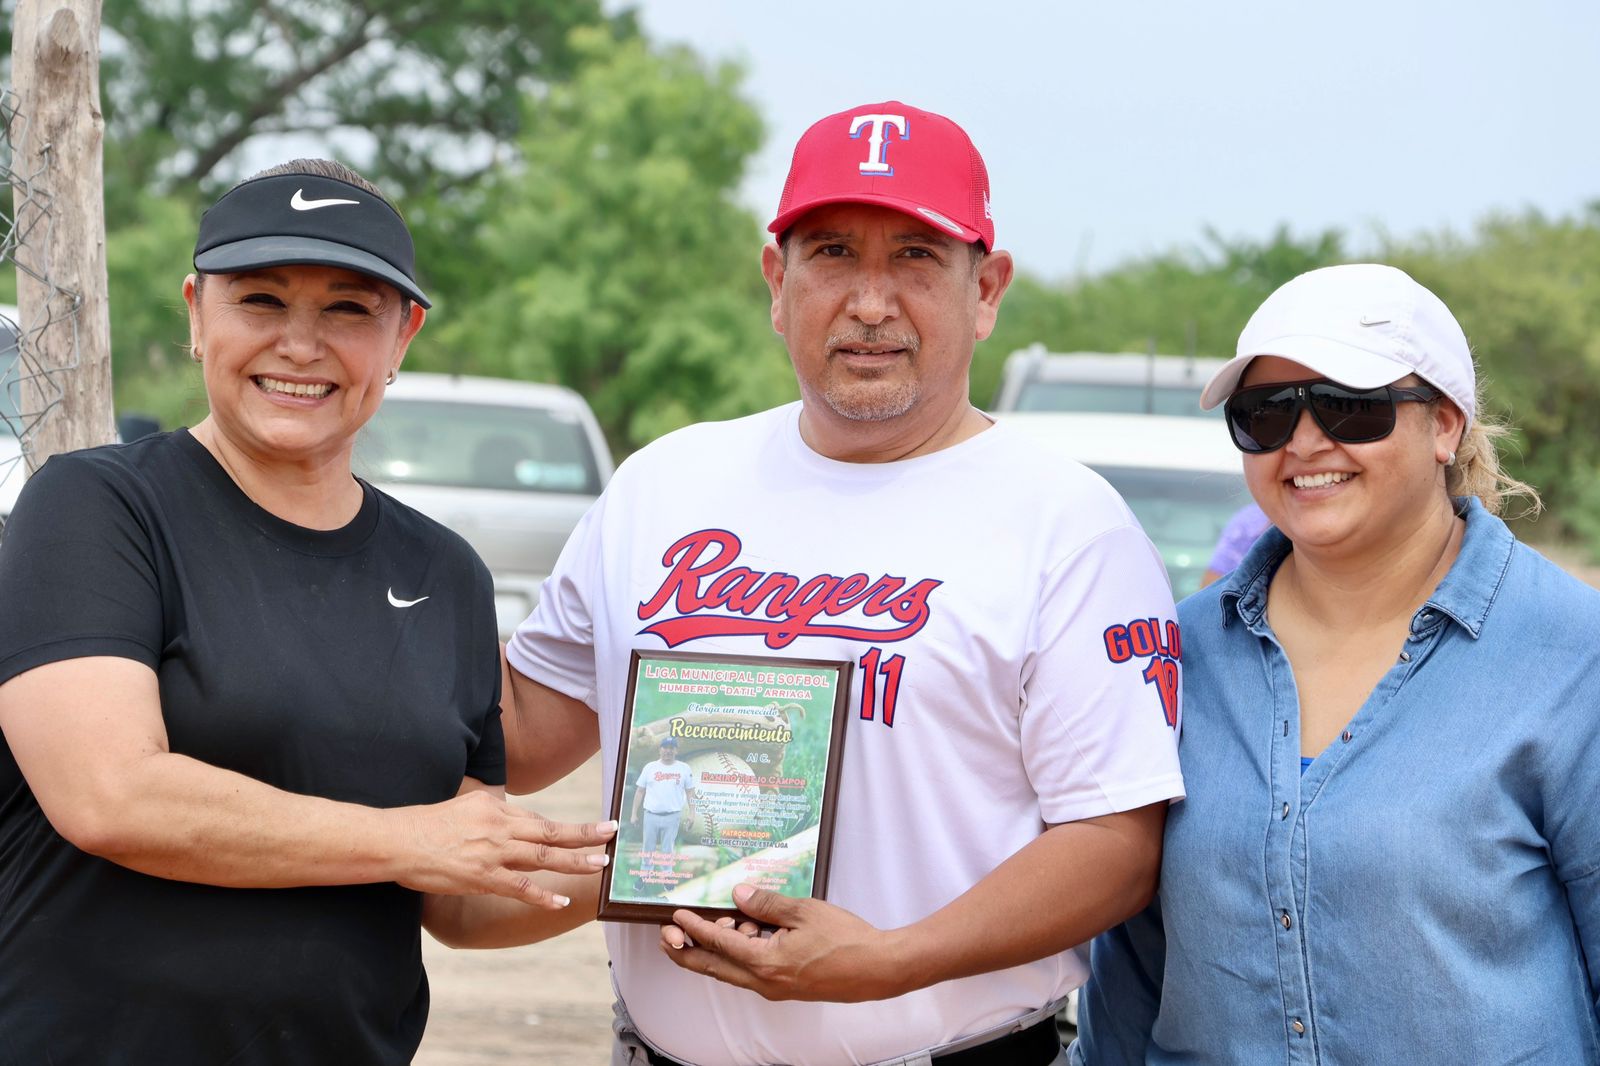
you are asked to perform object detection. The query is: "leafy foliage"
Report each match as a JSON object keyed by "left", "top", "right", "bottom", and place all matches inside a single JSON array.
[
  {"left": 972, "top": 212, "right": 1600, "bottom": 551},
  {"left": 1389, "top": 206, "right": 1600, "bottom": 545},
  {"left": 103, "top": 192, "right": 211, "bottom": 429},
  {"left": 418, "top": 29, "right": 793, "bottom": 451},
  {"left": 92, "top": 0, "right": 633, "bottom": 208},
  {"left": 7, "top": 4, "right": 1597, "bottom": 549}
]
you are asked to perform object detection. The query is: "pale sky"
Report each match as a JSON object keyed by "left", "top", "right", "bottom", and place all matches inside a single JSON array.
[{"left": 625, "top": 0, "right": 1600, "bottom": 279}]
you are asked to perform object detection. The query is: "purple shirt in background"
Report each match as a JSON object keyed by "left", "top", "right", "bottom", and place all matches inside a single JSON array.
[{"left": 1207, "top": 502, "right": 1271, "bottom": 574}]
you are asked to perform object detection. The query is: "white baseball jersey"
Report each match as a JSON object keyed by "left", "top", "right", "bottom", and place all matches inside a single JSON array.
[
  {"left": 636, "top": 759, "right": 695, "bottom": 813},
  {"left": 509, "top": 403, "right": 1184, "bottom": 1066}
]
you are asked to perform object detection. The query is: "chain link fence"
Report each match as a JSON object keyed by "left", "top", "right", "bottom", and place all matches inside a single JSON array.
[{"left": 1, "top": 87, "right": 85, "bottom": 527}]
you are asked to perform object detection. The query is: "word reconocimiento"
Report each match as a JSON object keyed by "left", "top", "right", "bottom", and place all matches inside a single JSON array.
[{"left": 668, "top": 716, "right": 793, "bottom": 745}]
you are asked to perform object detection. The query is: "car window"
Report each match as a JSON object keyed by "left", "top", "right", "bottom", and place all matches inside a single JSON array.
[
  {"left": 1015, "top": 382, "right": 1215, "bottom": 417},
  {"left": 1091, "top": 464, "right": 1251, "bottom": 600},
  {"left": 355, "top": 399, "right": 603, "bottom": 496},
  {"left": 0, "top": 317, "right": 19, "bottom": 434}
]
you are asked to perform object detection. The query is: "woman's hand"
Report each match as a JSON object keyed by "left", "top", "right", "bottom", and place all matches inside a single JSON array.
[
  {"left": 1, "top": 658, "right": 618, "bottom": 896},
  {"left": 393, "top": 787, "right": 616, "bottom": 908}
]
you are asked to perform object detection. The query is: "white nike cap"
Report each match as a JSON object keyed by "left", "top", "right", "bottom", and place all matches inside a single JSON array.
[{"left": 1199, "top": 263, "right": 1475, "bottom": 427}]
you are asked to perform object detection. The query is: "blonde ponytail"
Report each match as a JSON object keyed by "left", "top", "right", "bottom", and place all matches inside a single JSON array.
[{"left": 1442, "top": 384, "right": 1542, "bottom": 519}]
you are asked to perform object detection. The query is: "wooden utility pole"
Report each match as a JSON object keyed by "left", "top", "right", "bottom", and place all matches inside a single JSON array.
[{"left": 10, "top": 0, "right": 114, "bottom": 470}]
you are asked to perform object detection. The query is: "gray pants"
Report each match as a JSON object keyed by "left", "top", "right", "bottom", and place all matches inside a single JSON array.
[
  {"left": 610, "top": 993, "right": 1070, "bottom": 1066},
  {"left": 641, "top": 809, "right": 681, "bottom": 867}
]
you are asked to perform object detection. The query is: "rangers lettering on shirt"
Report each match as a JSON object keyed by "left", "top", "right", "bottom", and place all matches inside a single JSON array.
[
  {"left": 849, "top": 113, "right": 907, "bottom": 175},
  {"left": 1104, "top": 618, "right": 1181, "bottom": 729},
  {"left": 637, "top": 529, "right": 941, "bottom": 649}
]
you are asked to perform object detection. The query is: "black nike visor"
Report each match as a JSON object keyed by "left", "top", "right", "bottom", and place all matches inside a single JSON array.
[{"left": 193, "top": 171, "right": 431, "bottom": 308}]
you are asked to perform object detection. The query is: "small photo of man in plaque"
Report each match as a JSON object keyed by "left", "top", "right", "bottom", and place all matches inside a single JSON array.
[{"left": 628, "top": 736, "right": 696, "bottom": 889}]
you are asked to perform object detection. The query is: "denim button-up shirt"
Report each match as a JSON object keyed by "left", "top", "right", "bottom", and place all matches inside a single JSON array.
[{"left": 1073, "top": 499, "right": 1600, "bottom": 1065}]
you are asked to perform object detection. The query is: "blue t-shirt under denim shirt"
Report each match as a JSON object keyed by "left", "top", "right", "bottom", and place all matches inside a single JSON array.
[{"left": 1073, "top": 498, "right": 1600, "bottom": 1065}]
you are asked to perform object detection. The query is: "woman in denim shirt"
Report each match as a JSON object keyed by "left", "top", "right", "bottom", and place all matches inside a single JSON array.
[{"left": 1074, "top": 264, "right": 1600, "bottom": 1064}]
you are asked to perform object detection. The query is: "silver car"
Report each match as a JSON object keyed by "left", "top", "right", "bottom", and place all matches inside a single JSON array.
[
  {"left": 355, "top": 372, "right": 614, "bottom": 638},
  {"left": 992, "top": 345, "right": 1225, "bottom": 417},
  {"left": 0, "top": 306, "right": 23, "bottom": 531},
  {"left": 997, "top": 412, "right": 1249, "bottom": 600}
]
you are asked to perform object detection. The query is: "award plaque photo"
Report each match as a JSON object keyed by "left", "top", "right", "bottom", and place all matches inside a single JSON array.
[{"left": 598, "top": 650, "right": 853, "bottom": 924}]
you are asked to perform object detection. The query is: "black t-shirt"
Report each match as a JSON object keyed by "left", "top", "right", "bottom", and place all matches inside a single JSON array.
[{"left": 0, "top": 430, "right": 504, "bottom": 1065}]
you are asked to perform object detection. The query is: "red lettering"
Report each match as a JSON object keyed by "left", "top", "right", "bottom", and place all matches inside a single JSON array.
[
  {"left": 1142, "top": 657, "right": 1180, "bottom": 728},
  {"left": 1104, "top": 625, "right": 1132, "bottom": 663},
  {"left": 706, "top": 567, "right": 763, "bottom": 611},
  {"left": 638, "top": 530, "right": 742, "bottom": 619},
  {"left": 890, "top": 578, "right": 943, "bottom": 624},
  {"left": 859, "top": 647, "right": 907, "bottom": 727},
  {"left": 788, "top": 574, "right": 843, "bottom": 623},
  {"left": 823, "top": 573, "right": 873, "bottom": 615},
  {"left": 859, "top": 647, "right": 881, "bottom": 721},
  {"left": 879, "top": 653, "right": 905, "bottom": 727},
  {"left": 1129, "top": 620, "right": 1157, "bottom": 658},
  {"left": 746, "top": 573, "right": 797, "bottom": 617},
  {"left": 861, "top": 576, "right": 907, "bottom": 614},
  {"left": 635, "top": 531, "right": 942, "bottom": 647}
]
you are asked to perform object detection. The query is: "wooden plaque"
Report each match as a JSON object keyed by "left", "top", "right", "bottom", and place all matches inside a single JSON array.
[{"left": 598, "top": 650, "right": 854, "bottom": 924}]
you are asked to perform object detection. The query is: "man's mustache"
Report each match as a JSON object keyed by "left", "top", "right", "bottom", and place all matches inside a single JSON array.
[{"left": 824, "top": 327, "right": 921, "bottom": 356}]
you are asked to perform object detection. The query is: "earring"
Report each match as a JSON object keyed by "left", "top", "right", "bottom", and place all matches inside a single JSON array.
[
  {"left": 1444, "top": 451, "right": 1457, "bottom": 467},
  {"left": 385, "top": 368, "right": 397, "bottom": 385}
]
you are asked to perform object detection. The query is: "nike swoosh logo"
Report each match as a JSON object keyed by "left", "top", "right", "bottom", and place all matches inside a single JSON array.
[
  {"left": 387, "top": 588, "right": 430, "bottom": 608},
  {"left": 291, "top": 189, "right": 360, "bottom": 211}
]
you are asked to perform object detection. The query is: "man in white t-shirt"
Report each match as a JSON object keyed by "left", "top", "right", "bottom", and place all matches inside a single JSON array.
[
  {"left": 496, "top": 101, "right": 1186, "bottom": 1066},
  {"left": 630, "top": 737, "right": 696, "bottom": 881}
]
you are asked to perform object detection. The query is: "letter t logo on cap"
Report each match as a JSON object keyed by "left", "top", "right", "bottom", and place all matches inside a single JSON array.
[{"left": 849, "top": 114, "right": 908, "bottom": 176}]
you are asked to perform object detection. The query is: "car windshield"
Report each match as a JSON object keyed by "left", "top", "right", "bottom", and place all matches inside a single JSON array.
[
  {"left": 1091, "top": 464, "right": 1252, "bottom": 600},
  {"left": 1015, "top": 382, "right": 1215, "bottom": 417},
  {"left": 356, "top": 399, "right": 602, "bottom": 496}
]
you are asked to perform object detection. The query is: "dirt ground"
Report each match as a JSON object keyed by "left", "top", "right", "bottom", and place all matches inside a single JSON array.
[{"left": 415, "top": 756, "right": 615, "bottom": 1066}]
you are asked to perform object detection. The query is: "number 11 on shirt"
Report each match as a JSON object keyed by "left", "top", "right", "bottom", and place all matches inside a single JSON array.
[{"left": 858, "top": 648, "right": 905, "bottom": 727}]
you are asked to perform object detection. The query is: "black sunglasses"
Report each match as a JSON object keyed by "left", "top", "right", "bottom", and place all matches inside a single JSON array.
[{"left": 1224, "top": 378, "right": 1442, "bottom": 454}]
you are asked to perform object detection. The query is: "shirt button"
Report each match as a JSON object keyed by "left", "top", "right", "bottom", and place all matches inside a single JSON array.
[
  {"left": 1281, "top": 801, "right": 1291, "bottom": 820},
  {"left": 1292, "top": 1019, "right": 1306, "bottom": 1035},
  {"left": 1399, "top": 651, "right": 1412, "bottom": 662},
  {"left": 1280, "top": 910, "right": 1292, "bottom": 929},
  {"left": 1342, "top": 730, "right": 1353, "bottom": 743}
]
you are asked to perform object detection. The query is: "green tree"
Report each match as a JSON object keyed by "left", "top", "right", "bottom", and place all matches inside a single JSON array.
[
  {"left": 39, "top": 0, "right": 632, "bottom": 214},
  {"left": 971, "top": 211, "right": 1600, "bottom": 551},
  {"left": 422, "top": 28, "right": 793, "bottom": 451},
  {"left": 1390, "top": 205, "right": 1600, "bottom": 547},
  {"left": 103, "top": 192, "right": 212, "bottom": 429},
  {"left": 3, "top": 0, "right": 638, "bottom": 425}
]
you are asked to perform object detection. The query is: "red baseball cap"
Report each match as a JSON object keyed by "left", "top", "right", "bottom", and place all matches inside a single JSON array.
[{"left": 768, "top": 101, "right": 994, "bottom": 249}]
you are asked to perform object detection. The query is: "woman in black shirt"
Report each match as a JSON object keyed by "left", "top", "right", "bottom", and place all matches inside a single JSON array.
[{"left": 0, "top": 159, "right": 614, "bottom": 1064}]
